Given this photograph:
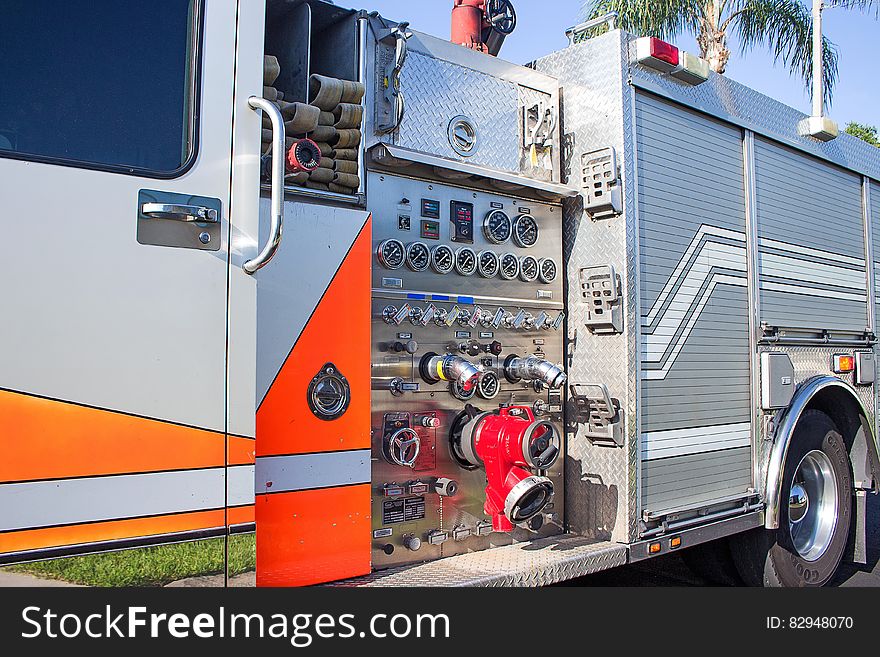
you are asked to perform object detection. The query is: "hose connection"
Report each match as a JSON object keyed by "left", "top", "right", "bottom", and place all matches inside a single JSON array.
[
  {"left": 419, "top": 352, "right": 481, "bottom": 392},
  {"left": 503, "top": 355, "right": 567, "bottom": 389}
]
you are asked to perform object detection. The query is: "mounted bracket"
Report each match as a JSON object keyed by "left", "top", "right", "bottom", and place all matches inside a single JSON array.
[
  {"left": 581, "top": 147, "right": 621, "bottom": 219},
  {"left": 566, "top": 383, "right": 623, "bottom": 447},
  {"left": 579, "top": 265, "right": 623, "bottom": 334}
]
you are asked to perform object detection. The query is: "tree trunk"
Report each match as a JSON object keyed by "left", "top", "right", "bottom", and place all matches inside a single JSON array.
[{"left": 697, "top": 26, "right": 730, "bottom": 74}]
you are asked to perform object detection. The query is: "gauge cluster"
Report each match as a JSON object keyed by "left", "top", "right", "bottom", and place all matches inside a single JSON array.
[{"left": 369, "top": 172, "right": 562, "bottom": 304}]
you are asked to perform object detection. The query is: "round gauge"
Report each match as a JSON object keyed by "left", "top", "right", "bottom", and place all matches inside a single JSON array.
[
  {"left": 450, "top": 379, "right": 476, "bottom": 401},
  {"left": 512, "top": 214, "right": 539, "bottom": 248},
  {"left": 482, "top": 210, "right": 512, "bottom": 244},
  {"left": 431, "top": 244, "right": 455, "bottom": 274},
  {"left": 538, "top": 257, "right": 558, "bottom": 284},
  {"left": 377, "top": 239, "right": 406, "bottom": 270},
  {"left": 499, "top": 252, "right": 520, "bottom": 280},
  {"left": 519, "top": 255, "right": 539, "bottom": 282},
  {"left": 476, "top": 371, "right": 500, "bottom": 400},
  {"left": 405, "top": 242, "right": 430, "bottom": 272},
  {"left": 455, "top": 247, "right": 477, "bottom": 276},
  {"left": 477, "top": 250, "right": 500, "bottom": 278}
]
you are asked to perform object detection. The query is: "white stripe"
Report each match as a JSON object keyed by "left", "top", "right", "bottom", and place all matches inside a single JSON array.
[
  {"left": 759, "top": 236, "right": 864, "bottom": 268},
  {"left": 255, "top": 450, "right": 370, "bottom": 494},
  {"left": 642, "top": 422, "right": 751, "bottom": 460},
  {"left": 760, "top": 252, "right": 867, "bottom": 290},
  {"left": 0, "top": 467, "right": 253, "bottom": 533},
  {"left": 762, "top": 281, "right": 866, "bottom": 303},
  {"left": 645, "top": 225, "right": 746, "bottom": 326},
  {"left": 643, "top": 273, "right": 747, "bottom": 370}
]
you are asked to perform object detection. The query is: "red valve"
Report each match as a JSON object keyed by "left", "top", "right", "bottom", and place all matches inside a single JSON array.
[
  {"left": 286, "top": 138, "right": 321, "bottom": 174},
  {"left": 453, "top": 405, "right": 559, "bottom": 532}
]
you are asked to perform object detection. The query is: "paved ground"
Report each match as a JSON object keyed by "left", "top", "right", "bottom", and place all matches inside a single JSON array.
[
  {"left": 0, "top": 571, "right": 80, "bottom": 587},
  {"left": 567, "top": 493, "right": 880, "bottom": 586}
]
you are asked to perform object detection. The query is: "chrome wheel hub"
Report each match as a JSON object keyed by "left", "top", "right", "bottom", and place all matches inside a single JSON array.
[{"left": 788, "top": 450, "right": 838, "bottom": 562}]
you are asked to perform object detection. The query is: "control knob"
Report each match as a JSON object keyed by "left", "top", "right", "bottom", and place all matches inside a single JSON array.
[
  {"left": 392, "top": 340, "right": 419, "bottom": 354},
  {"left": 402, "top": 534, "right": 422, "bottom": 551},
  {"left": 420, "top": 415, "right": 440, "bottom": 428},
  {"left": 383, "top": 427, "right": 421, "bottom": 468},
  {"left": 434, "top": 477, "right": 459, "bottom": 497}
]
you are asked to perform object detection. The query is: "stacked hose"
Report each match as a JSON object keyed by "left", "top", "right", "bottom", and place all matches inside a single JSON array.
[{"left": 260, "top": 56, "right": 363, "bottom": 194}]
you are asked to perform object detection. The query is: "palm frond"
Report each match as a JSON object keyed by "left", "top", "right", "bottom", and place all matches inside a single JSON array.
[
  {"left": 580, "top": 0, "right": 705, "bottom": 40},
  {"left": 732, "top": 0, "right": 838, "bottom": 107}
]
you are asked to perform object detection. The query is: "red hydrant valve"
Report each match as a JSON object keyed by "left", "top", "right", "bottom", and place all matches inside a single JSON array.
[
  {"left": 286, "top": 138, "right": 322, "bottom": 173},
  {"left": 452, "top": 404, "right": 560, "bottom": 532}
]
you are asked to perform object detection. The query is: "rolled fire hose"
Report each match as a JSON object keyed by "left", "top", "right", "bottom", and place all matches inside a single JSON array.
[
  {"left": 333, "top": 103, "right": 363, "bottom": 129},
  {"left": 263, "top": 55, "right": 280, "bottom": 86},
  {"left": 309, "top": 74, "right": 345, "bottom": 111},
  {"left": 332, "top": 129, "right": 361, "bottom": 149}
]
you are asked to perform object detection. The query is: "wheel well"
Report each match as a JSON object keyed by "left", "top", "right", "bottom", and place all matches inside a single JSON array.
[
  {"left": 805, "top": 387, "right": 879, "bottom": 491},
  {"left": 763, "top": 376, "right": 880, "bottom": 530}
]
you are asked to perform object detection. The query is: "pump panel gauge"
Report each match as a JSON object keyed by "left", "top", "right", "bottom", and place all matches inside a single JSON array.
[
  {"left": 482, "top": 210, "right": 512, "bottom": 244},
  {"left": 513, "top": 214, "right": 539, "bottom": 248},
  {"left": 477, "top": 250, "right": 500, "bottom": 278},
  {"left": 450, "top": 379, "right": 476, "bottom": 401},
  {"left": 431, "top": 244, "right": 454, "bottom": 274},
  {"left": 377, "top": 239, "right": 406, "bottom": 270},
  {"left": 499, "top": 253, "right": 520, "bottom": 280},
  {"left": 455, "top": 247, "right": 477, "bottom": 276},
  {"left": 477, "top": 371, "right": 500, "bottom": 399},
  {"left": 538, "top": 258, "right": 557, "bottom": 283},
  {"left": 519, "top": 255, "right": 539, "bottom": 282},
  {"left": 406, "top": 242, "right": 430, "bottom": 272}
]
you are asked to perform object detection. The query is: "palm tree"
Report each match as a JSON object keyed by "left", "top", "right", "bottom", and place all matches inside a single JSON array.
[{"left": 582, "top": 1, "right": 875, "bottom": 107}]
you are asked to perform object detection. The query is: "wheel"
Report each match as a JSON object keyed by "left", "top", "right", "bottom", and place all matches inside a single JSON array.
[
  {"left": 732, "top": 410, "right": 851, "bottom": 587},
  {"left": 680, "top": 538, "right": 743, "bottom": 586}
]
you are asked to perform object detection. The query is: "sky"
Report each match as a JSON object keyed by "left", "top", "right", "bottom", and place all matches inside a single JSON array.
[{"left": 361, "top": 0, "right": 880, "bottom": 128}]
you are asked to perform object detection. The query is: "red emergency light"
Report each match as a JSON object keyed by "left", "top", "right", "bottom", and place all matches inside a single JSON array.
[{"left": 635, "top": 36, "right": 709, "bottom": 85}]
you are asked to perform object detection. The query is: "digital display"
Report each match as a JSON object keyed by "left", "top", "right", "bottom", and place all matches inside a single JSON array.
[
  {"left": 421, "top": 198, "right": 441, "bottom": 219},
  {"left": 420, "top": 220, "right": 440, "bottom": 239},
  {"left": 450, "top": 200, "right": 474, "bottom": 243}
]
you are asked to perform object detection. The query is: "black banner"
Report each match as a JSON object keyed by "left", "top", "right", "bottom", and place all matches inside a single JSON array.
[{"left": 0, "top": 587, "right": 875, "bottom": 652}]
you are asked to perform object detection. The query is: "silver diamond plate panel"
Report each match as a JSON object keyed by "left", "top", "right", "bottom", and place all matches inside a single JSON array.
[
  {"left": 534, "top": 32, "right": 641, "bottom": 544},
  {"left": 756, "top": 345, "right": 878, "bottom": 494},
  {"left": 626, "top": 38, "right": 880, "bottom": 183},
  {"left": 386, "top": 50, "right": 522, "bottom": 173},
  {"left": 337, "top": 535, "right": 627, "bottom": 587}
]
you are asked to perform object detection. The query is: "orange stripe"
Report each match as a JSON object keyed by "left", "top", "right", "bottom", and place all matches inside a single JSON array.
[
  {"left": 0, "top": 390, "right": 255, "bottom": 483},
  {"left": 227, "top": 504, "right": 255, "bottom": 526},
  {"left": 0, "top": 509, "right": 226, "bottom": 554},
  {"left": 256, "top": 485, "right": 370, "bottom": 586},
  {"left": 257, "top": 215, "right": 372, "bottom": 457}
]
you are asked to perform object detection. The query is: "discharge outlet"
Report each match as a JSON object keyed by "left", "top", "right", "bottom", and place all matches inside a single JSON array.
[
  {"left": 503, "top": 355, "right": 567, "bottom": 389},
  {"left": 451, "top": 404, "right": 560, "bottom": 532},
  {"left": 419, "top": 352, "right": 481, "bottom": 392}
]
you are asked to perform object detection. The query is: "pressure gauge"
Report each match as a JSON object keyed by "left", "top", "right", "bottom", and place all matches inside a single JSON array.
[
  {"left": 405, "top": 242, "right": 431, "bottom": 272},
  {"left": 476, "top": 371, "right": 500, "bottom": 399},
  {"left": 450, "top": 379, "right": 477, "bottom": 401},
  {"left": 431, "top": 244, "right": 455, "bottom": 274},
  {"left": 482, "top": 210, "right": 512, "bottom": 244},
  {"left": 455, "top": 247, "right": 477, "bottom": 276},
  {"left": 519, "top": 255, "right": 539, "bottom": 282},
  {"left": 377, "top": 239, "right": 406, "bottom": 270},
  {"left": 512, "top": 214, "right": 539, "bottom": 248},
  {"left": 538, "top": 257, "right": 557, "bottom": 284},
  {"left": 499, "top": 253, "right": 520, "bottom": 280},
  {"left": 477, "top": 250, "right": 500, "bottom": 278}
]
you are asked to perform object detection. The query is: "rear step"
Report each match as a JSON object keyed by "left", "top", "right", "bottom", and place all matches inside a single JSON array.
[{"left": 336, "top": 535, "right": 628, "bottom": 587}]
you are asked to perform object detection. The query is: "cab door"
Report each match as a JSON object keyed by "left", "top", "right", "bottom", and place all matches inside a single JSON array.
[{"left": 0, "top": 1, "right": 241, "bottom": 566}]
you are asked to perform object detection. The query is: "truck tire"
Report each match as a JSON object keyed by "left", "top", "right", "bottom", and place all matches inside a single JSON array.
[
  {"left": 732, "top": 410, "right": 851, "bottom": 587},
  {"left": 680, "top": 538, "right": 743, "bottom": 586}
]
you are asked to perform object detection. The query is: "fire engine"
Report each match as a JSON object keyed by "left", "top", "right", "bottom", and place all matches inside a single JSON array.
[{"left": 1, "top": 0, "right": 878, "bottom": 588}]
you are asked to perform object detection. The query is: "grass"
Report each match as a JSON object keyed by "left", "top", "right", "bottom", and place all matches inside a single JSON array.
[{"left": 1, "top": 534, "right": 255, "bottom": 587}]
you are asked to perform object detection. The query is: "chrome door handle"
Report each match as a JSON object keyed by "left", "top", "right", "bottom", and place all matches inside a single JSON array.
[
  {"left": 243, "top": 96, "right": 285, "bottom": 274},
  {"left": 141, "top": 202, "right": 219, "bottom": 223}
]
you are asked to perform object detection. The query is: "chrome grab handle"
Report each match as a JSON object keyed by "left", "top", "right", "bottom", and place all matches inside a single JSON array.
[
  {"left": 141, "top": 203, "right": 218, "bottom": 223},
  {"left": 244, "top": 96, "right": 285, "bottom": 274},
  {"left": 565, "top": 11, "right": 618, "bottom": 44}
]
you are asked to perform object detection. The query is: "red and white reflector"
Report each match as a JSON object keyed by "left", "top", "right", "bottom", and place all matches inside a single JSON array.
[
  {"left": 671, "top": 51, "right": 710, "bottom": 85},
  {"left": 635, "top": 36, "right": 679, "bottom": 73},
  {"left": 635, "top": 36, "right": 709, "bottom": 85}
]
